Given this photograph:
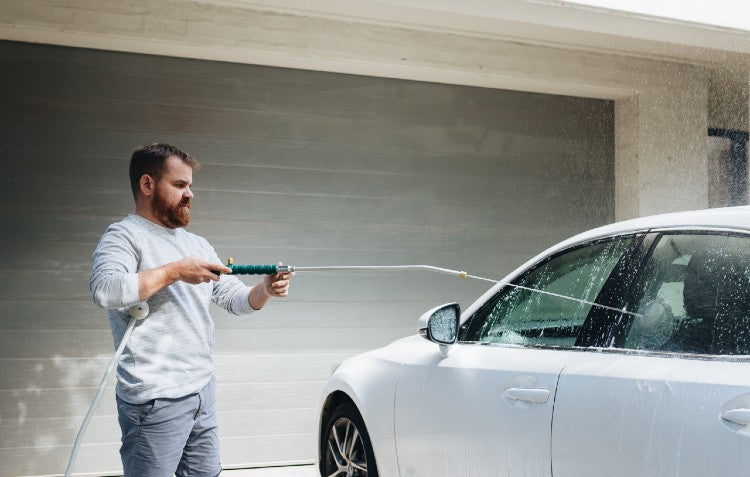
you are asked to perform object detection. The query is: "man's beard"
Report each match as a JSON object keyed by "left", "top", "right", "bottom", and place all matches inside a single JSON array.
[{"left": 153, "top": 191, "right": 191, "bottom": 228}]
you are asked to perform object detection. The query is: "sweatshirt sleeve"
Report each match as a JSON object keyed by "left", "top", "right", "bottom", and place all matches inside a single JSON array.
[
  {"left": 90, "top": 225, "right": 141, "bottom": 309},
  {"left": 205, "top": 241, "right": 254, "bottom": 316}
]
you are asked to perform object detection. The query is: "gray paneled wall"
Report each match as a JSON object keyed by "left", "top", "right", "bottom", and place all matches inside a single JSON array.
[{"left": 0, "top": 40, "right": 613, "bottom": 475}]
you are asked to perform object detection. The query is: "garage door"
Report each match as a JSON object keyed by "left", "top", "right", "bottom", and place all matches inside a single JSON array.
[{"left": 0, "top": 40, "right": 614, "bottom": 475}]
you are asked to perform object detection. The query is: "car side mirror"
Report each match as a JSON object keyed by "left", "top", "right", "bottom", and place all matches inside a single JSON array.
[{"left": 418, "top": 303, "right": 460, "bottom": 345}]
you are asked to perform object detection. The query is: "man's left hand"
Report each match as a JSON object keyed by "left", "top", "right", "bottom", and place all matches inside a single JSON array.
[{"left": 263, "top": 261, "right": 294, "bottom": 297}]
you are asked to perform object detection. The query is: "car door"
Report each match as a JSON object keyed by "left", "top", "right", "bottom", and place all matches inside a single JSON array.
[
  {"left": 552, "top": 231, "right": 750, "bottom": 477},
  {"left": 393, "top": 235, "right": 638, "bottom": 477}
]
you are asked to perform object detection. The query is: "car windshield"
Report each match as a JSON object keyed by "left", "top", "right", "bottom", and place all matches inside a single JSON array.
[{"left": 460, "top": 236, "right": 634, "bottom": 347}]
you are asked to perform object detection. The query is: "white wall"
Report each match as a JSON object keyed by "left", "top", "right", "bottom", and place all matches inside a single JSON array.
[{"left": 0, "top": 0, "right": 719, "bottom": 218}]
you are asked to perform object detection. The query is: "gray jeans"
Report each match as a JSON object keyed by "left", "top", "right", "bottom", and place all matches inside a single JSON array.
[{"left": 116, "top": 376, "right": 221, "bottom": 477}]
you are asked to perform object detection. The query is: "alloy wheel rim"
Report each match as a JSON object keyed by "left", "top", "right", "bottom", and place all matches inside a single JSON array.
[{"left": 324, "top": 416, "right": 369, "bottom": 477}]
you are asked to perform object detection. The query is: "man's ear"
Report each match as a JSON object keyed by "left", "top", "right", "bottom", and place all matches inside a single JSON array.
[{"left": 139, "top": 174, "right": 155, "bottom": 197}]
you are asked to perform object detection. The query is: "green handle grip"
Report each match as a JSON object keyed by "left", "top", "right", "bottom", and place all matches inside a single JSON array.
[{"left": 228, "top": 264, "right": 279, "bottom": 275}]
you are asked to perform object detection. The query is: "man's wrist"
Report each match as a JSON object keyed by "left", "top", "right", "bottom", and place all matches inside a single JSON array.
[
  {"left": 163, "top": 262, "right": 181, "bottom": 284},
  {"left": 249, "top": 281, "right": 272, "bottom": 310}
]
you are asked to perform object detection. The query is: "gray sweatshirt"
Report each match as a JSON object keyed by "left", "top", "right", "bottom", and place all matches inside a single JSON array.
[{"left": 90, "top": 214, "right": 254, "bottom": 404}]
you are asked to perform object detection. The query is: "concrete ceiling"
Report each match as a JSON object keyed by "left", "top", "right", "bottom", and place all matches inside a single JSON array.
[{"left": 206, "top": 0, "right": 750, "bottom": 68}]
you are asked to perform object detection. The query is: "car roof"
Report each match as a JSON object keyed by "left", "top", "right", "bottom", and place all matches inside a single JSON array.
[{"left": 560, "top": 206, "right": 750, "bottom": 249}]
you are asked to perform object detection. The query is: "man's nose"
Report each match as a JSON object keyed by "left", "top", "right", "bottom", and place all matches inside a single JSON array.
[{"left": 184, "top": 187, "right": 194, "bottom": 199}]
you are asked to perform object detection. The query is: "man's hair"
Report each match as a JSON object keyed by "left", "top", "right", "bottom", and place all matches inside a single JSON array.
[{"left": 129, "top": 143, "right": 200, "bottom": 198}]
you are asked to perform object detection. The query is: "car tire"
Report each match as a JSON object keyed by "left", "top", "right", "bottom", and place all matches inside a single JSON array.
[{"left": 321, "top": 401, "right": 378, "bottom": 477}]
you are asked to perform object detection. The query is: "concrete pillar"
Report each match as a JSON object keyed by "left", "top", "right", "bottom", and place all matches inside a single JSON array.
[{"left": 615, "top": 72, "right": 710, "bottom": 220}]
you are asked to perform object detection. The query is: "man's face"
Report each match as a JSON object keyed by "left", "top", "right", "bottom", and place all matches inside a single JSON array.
[{"left": 152, "top": 155, "right": 194, "bottom": 228}]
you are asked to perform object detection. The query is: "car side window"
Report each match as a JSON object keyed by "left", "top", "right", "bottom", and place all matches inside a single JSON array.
[
  {"left": 460, "top": 237, "right": 633, "bottom": 347},
  {"left": 618, "top": 233, "right": 750, "bottom": 355}
]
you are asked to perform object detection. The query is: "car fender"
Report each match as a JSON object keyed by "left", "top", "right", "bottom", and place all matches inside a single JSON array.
[{"left": 319, "top": 340, "right": 413, "bottom": 477}]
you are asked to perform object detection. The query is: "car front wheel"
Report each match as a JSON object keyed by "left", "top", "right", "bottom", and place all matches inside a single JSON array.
[{"left": 322, "top": 401, "right": 378, "bottom": 477}]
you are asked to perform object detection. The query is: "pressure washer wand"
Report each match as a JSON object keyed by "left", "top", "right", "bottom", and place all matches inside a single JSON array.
[
  {"left": 223, "top": 261, "right": 641, "bottom": 315},
  {"left": 223, "top": 260, "right": 499, "bottom": 283}
]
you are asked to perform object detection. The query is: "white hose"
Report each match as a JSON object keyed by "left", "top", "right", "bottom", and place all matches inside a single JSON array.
[{"left": 64, "top": 302, "right": 148, "bottom": 477}]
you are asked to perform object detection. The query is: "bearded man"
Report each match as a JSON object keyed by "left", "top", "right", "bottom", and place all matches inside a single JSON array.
[{"left": 90, "top": 143, "right": 292, "bottom": 477}]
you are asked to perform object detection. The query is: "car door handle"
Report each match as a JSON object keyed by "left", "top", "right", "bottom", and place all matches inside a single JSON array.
[
  {"left": 503, "top": 387, "right": 550, "bottom": 404},
  {"left": 721, "top": 408, "right": 750, "bottom": 426}
]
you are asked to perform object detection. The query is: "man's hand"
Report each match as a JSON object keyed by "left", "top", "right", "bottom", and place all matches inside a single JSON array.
[
  {"left": 249, "top": 261, "right": 294, "bottom": 309},
  {"left": 138, "top": 256, "right": 231, "bottom": 301},
  {"left": 263, "top": 262, "right": 294, "bottom": 297},
  {"left": 171, "top": 255, "right": 232, "bottom": 284}
]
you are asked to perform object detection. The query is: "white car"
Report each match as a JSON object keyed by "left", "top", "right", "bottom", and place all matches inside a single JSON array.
[{"left": 317, "top": 206, "right": 750, "bottom": 477}]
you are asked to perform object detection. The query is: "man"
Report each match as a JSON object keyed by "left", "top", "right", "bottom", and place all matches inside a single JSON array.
[{"left": 90, "top": 143, "right": 292, "bottom": 476}]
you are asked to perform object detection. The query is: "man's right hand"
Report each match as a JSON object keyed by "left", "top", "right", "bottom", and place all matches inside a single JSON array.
[
  {"left": 170, "top": 256, "right": 232, "bottom": 284},
  {"left": 138, "top": 256, "right": 232, "bottom": 301}
]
